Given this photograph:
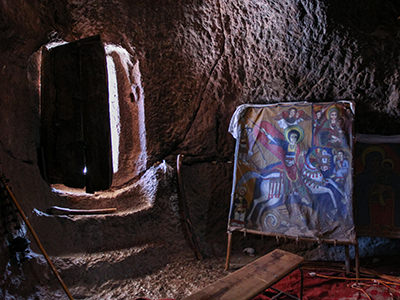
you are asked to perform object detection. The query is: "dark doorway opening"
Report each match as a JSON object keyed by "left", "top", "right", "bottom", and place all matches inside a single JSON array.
[{"left": 40, "top": 35, "right": 112, "bottom": 194}]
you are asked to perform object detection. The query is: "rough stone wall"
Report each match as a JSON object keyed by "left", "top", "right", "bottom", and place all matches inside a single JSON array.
[{"left": 1, "top": 0, "right": 400, "bottom": 269}]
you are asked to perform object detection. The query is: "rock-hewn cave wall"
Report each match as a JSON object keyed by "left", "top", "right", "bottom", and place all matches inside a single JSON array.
[{"left": 1, "top": 0, "right": 400, "bottom": 294}]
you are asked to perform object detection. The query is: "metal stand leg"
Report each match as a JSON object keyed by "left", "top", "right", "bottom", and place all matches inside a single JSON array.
[
  {"left": 225, "top": 231, "right": 232, "bottom": 271},
  {"left": 355, "top": 242, "right": 360, "bottom": 280},
  {"left": 300, "top": 267, "right": 303, "bottom": 300},
  {"left": 345, "top": 245, "right": 351, "bottom": 275}
]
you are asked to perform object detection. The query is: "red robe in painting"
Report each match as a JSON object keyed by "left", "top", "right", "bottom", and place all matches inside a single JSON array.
[{"left": 252, "top": 121, "right": 302, "bottom": 181}]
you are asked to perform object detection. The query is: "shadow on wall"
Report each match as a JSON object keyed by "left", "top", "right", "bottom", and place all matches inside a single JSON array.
[
  {"left": 356, "top": 107, "right": 400, "bottom": 135},
  {"left": 181, "top": 160, "right": 233, "bottom": 257},
  {"left": 327, "top": 0, "right": 400, "bottom": 35},
  {"left": 327, "top": 0, "right": 400, "bottom": 126},
  {"left": 327, "top": 0, "right": 400, "bottom": 64}
]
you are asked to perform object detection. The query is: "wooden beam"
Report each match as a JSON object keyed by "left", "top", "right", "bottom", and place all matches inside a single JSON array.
[{"left": 183, "top": 249, "right": 303, "bottom": 300}]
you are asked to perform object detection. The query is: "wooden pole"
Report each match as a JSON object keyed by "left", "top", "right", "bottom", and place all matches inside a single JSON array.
[
  {"left": 225, "top": 231, "right": 232, "bottom": 271},
  {"left": 3, "top": 181, "right": 74, "bottom": 300}
]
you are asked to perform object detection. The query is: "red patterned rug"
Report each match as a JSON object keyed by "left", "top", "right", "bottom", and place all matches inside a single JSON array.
[
  {"left": 136, "top": 267, "right": 400, "bottom": 300},
  {"left": 253, "top": 268, "right": 400, "bottom": 300}
]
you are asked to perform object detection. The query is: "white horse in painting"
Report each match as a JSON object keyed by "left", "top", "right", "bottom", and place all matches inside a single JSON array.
[{"left": 246, "top": 172, "right": 285, "bottom": 224}]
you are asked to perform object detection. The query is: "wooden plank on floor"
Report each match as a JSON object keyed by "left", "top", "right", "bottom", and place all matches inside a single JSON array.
[{"left": 182, "top": 249, "right": 303, "bottom": 300}]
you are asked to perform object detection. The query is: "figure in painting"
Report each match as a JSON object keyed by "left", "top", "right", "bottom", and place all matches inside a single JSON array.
[
  {"left": 318, "top": 148, "right": 332, "bottom": 177},
  {"left": 284, "top": 129, "right": 301, "bottom": 167},
  {"left": 332, "top": 150, "right": 349, "bottom": 185},
  {"left": 253, "top": 121, "right": 305, "bottom": 181},
  {"left": 368, "top": 184, "right": 395, "bottom": 228},
  {"left": 243, "top": 122, "right": 306, "bottom": 228},
  {"left": 315, "top": 106, "right": 347, "bottom": 148},
  {"left": 356, "top": 146, "right": 400, "bottom": 229},
  {"left": 355, "top": 148, "right": 384, "bottom": 226},
  {"left": 238, "top": 127, "right": 255, "bottom": 165},
  {"left": 275, "top": 107, "right": 310, "bottom": 130},
  {"left": 231, "top": 186, "right": 248, "bottom": 227},
  {"left": 313, "top": 109, "right": 324, "bottom": 130},
  {"left": 302, "top": 148, "right": 348, "bottom": 219}
]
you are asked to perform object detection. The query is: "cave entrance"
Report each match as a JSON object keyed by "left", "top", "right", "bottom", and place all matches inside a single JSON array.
[{"left": 39, "top": 35, "right": 147, "bottom": 194}]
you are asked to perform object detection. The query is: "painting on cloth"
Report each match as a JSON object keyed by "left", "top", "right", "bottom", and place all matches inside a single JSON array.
[
  {"left": 228, "top": 101, "right": 355, "bottom": 242},
  {"left": 355, "top": 134, "right": 400, "bottom": 238}
]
